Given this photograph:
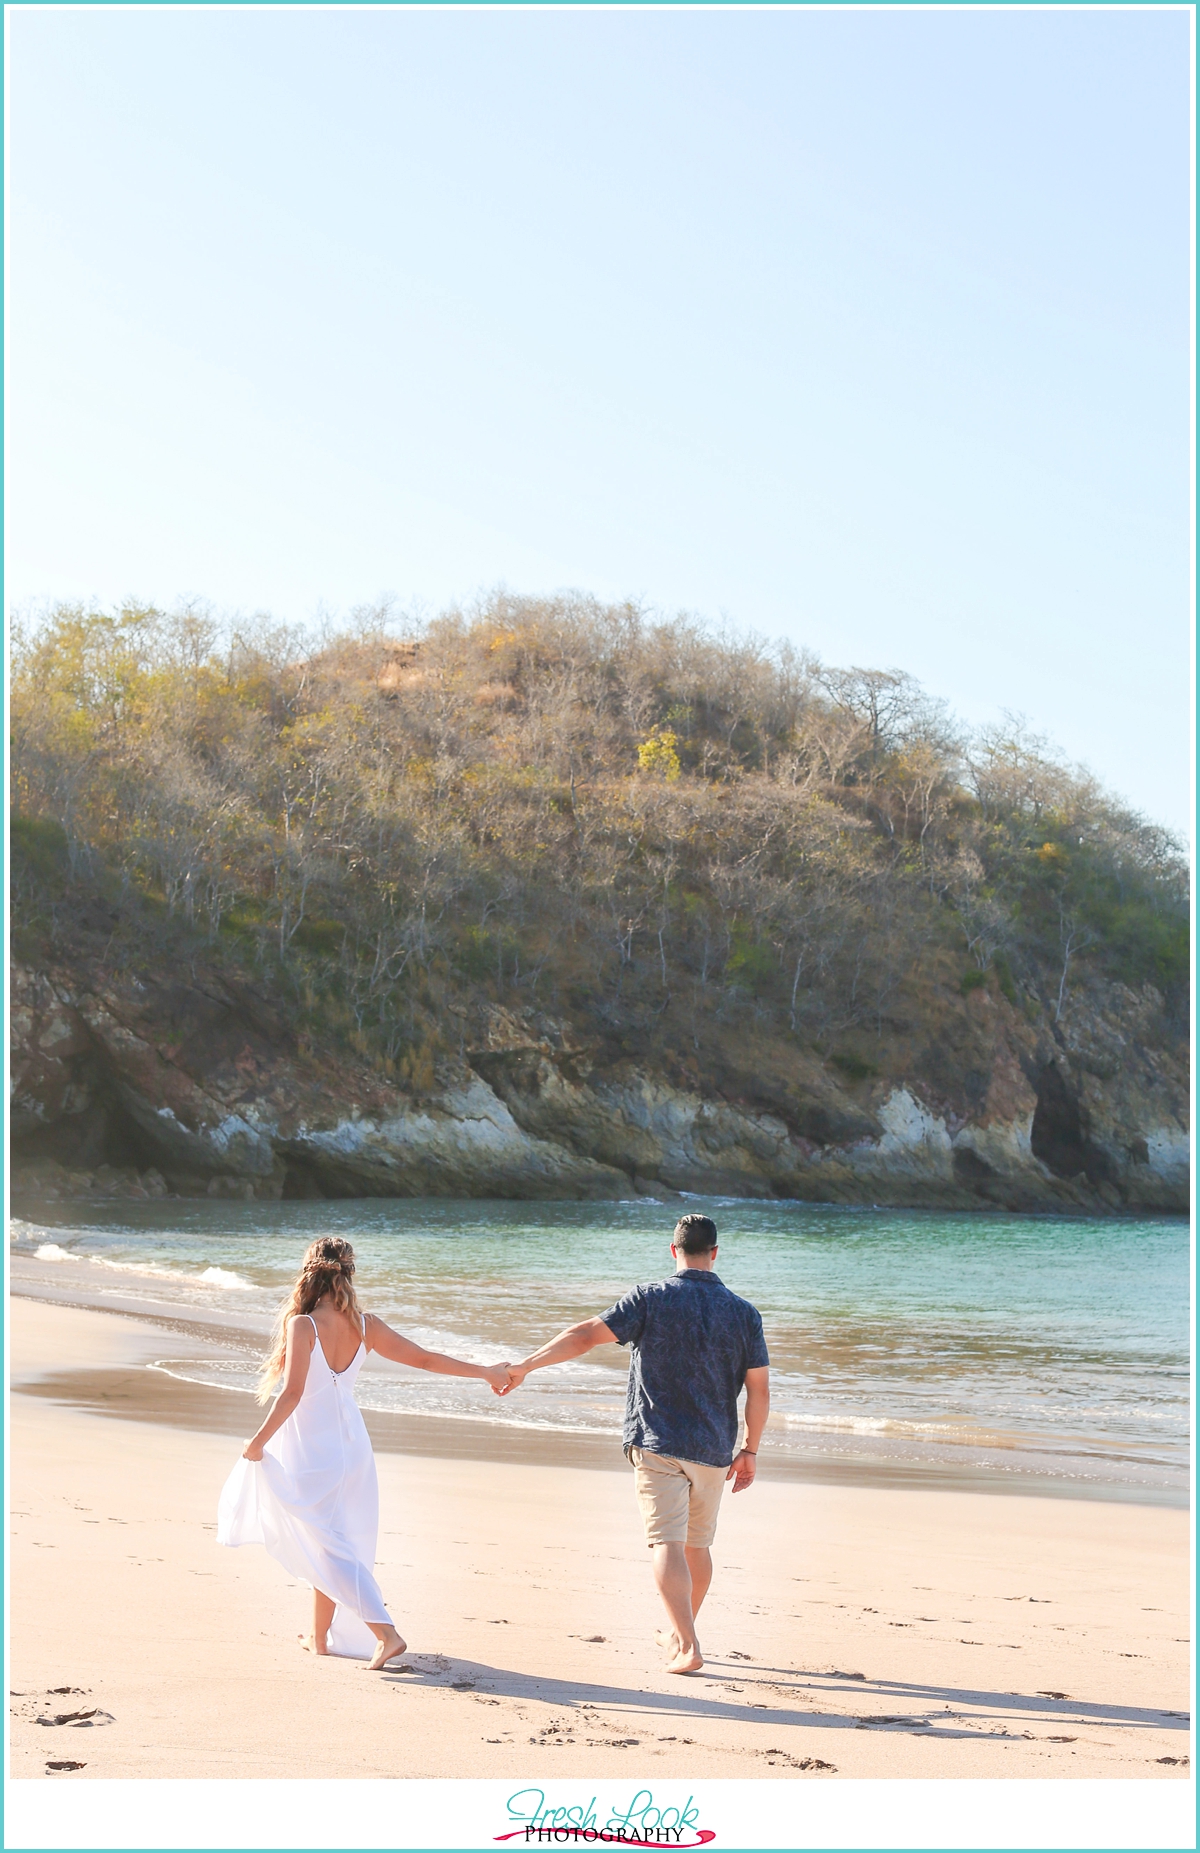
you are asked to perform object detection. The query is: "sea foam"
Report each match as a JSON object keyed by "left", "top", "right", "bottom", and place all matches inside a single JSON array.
[{"left": 32, "top": 1244, "right": 252, "bottom": 1290}]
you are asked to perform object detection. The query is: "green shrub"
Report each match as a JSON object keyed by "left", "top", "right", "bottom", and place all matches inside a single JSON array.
[
  {"left": 726, "top": 930, "right": 776, "bottom": 989},
  {"left": 11, "top": 813, "right": 68, "bottom": 885},
  {"left": 991, "top": 951, "right": 1018, "bottom": 1005},
  {"left": 830, "top": 1049, "right": 879, "bottom": 1081},
  {"left": 291, "top": 917, "right": 344, "bottom": 954}
]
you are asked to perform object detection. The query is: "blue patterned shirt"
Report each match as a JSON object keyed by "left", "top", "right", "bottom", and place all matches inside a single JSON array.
[{"left": 600, "top": 1270, "right": 770, "bottom": 1469}]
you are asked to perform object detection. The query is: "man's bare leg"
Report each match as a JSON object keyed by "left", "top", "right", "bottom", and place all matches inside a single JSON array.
[
  {"left": 686, "top": 1545, "right": 713, "bottom": 1619},
  {"left": 655, "top": 1546, "right": 713, "bottom": 1659},
  {"left": 651, "top": 1543, "right": 703, "bottom": 1673}
]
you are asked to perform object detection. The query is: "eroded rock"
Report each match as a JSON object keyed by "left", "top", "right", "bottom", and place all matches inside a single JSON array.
[{"left": 7, "top": 962, "right": 1188, "bottom": 1211}]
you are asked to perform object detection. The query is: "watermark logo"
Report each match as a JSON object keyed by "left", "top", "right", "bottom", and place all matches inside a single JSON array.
[{"left": 495, "top": 1789, "right": 715, "bottom": 1848}]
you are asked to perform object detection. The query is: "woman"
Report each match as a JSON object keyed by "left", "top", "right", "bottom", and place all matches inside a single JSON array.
[{"left": 218, "top": 1236, "right": 511, "bottom": 1670}]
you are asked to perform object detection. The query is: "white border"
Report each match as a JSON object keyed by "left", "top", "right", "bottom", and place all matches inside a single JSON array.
[
  {"left": 4, "top": 5, "right": 1196, "bottom": 1852},
  {"left": 3, "top": 1776, "right": 1198, "bottom": 1852}
]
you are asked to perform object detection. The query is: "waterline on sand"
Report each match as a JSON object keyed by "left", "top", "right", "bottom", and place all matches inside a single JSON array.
[{"left": 10, "top": 1195, "right": 1189, "bottom": 1502}]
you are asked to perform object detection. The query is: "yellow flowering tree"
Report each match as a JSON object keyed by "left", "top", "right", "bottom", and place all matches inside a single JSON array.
[{"left": 636, "top": 729, "right": 681, "bottom": 781}]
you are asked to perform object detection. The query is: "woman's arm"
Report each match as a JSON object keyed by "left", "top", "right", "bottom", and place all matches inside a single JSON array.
[
  {"left": 365, "top": 1314, "right": 510, "bottom": 1392},
  {"left": 243, "top": 1317, "right": 313, "bottom": 1460}
]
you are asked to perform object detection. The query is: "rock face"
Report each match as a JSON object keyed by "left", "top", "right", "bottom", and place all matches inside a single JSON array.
[{"left": 9, "top": 961, "right": 1189, "bottom": 1212}]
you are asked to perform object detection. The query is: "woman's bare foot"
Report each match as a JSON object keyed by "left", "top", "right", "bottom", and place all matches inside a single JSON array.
[
  {"left": 366, "top": 1626, "right": 408, "bottom": 1670},
  {"left": 665, "top": 1644, "right": 704, "bottom": 1675},
  {"left": 298, "top": 1632, "right": 329, "bottom": 1656},
  {"left": 654, "top": 1627, "right": 683, "bottom": 1657}
]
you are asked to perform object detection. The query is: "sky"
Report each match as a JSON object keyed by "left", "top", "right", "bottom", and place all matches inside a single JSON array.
[{"left": 7, "top": 6, "right": 1193, "bottom": 837}]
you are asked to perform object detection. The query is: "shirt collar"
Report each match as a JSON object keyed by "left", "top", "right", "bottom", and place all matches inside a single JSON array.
[{"left": 676, "top": 1268, "right": 722, "bottom": 1283}]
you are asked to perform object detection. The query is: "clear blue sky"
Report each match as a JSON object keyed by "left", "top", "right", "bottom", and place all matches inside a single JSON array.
[{"left": 8, "top": 6, "right": 1193, "bottom": 836}]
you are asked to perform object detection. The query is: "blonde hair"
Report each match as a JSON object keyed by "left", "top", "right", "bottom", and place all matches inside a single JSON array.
[{"left": 257, "top": 1237, "right": 362, "bottom": 1402}]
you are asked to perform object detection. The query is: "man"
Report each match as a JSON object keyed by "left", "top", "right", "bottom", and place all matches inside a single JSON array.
[{"left": 501, "top": 1213, "right": 769, "bottom": 1675}]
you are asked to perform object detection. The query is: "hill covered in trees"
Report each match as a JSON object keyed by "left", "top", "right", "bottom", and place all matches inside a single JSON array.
[{"left": 9, "top": 594, "right": 1189, "bottom": 1212}]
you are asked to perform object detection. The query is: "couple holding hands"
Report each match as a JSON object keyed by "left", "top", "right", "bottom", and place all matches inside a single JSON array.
[{"left": 218, "top": 1215, "right": 769, "bottom": 1676}]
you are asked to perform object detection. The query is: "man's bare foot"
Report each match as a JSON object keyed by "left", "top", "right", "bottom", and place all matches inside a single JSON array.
[
  {"left": 298, "top": 1632, "right": 329, "bottom": 1656},
  {"left": 665, "top": 1645, "right": 704, "bottom": 1675},
  {"left": 366, "top": 1626, "right": 408, "bottom": 1670}
]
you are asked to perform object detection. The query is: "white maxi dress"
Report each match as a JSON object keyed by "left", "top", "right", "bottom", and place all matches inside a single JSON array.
[{"left": 217, "top": 1313, "right": 394, "bottom": 1658}]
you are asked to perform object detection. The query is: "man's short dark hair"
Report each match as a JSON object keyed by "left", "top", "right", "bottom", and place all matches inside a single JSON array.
[{"left": 673, "top": 1214, "right": 718, "bottom": 1255}]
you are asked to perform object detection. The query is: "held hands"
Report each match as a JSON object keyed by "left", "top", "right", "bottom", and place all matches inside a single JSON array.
[
  {"left": 726, "top": 1448, "right": 757, "bottom": 1493},
  {"left": 490, "top": 1362, "right": 528, "bottom": 1396}
]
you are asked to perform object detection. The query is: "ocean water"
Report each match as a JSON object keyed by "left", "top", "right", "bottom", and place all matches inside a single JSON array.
[{"left": 10, "top": 1197, "right": 1191, "bottom": 1499}]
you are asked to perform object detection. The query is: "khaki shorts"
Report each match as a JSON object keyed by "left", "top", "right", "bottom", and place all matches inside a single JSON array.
[{"left": 629, "top": 1447, "right": 727, "bottom": 1548}]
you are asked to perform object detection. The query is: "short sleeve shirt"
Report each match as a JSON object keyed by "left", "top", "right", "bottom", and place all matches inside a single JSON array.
[{"left": 600, "top": 1270, "right": 769, "bottom": 1469}]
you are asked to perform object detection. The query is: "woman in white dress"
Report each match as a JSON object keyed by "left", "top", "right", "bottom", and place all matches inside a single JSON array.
[{"left": 218, "top": 1236, "right": 510, "bottom": 1670}]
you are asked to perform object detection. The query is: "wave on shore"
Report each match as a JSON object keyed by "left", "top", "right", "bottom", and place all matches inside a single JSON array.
[
  {"left": 9, "top": 1199, "right": 1190, "bottom": 1504},
  {"left": 33, "top": 1240, "right": 252, "bottom": 1291}
]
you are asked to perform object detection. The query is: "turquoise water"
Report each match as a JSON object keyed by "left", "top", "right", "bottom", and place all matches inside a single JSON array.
[{"left": 10, "top": 1198, "right": 1191, "bottom": 1497}]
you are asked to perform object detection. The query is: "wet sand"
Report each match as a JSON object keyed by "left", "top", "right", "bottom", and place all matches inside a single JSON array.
[
  {"left": 8, "top": 1294, "right": 1192, "bottom": 1784},
  {"left": 13, "top": 1265, "right": 1183, "bottom": 1500}
]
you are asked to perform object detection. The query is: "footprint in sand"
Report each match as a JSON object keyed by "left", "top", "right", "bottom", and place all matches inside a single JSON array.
[
  {"left": 37, "top": 1708, "right": 114, "bottom": 1729},
  {"left": 760, "top": 1747, "right": 836, "bottom": 1772}
]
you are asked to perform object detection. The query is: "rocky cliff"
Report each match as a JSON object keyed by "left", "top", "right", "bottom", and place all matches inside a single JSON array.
[
  {"left": 11, "top": 598, "right": 1189, "bottom": 1217},
  {"left": 10, "top": 956, "right": 1188, "bottom": 1213}
]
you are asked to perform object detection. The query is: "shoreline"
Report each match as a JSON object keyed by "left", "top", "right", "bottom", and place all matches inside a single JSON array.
[
  {"left": 10, "top": 1277, "right": 1188, "bottom": 1507},
  {"left": 8, "top": 1296, "right": 1191, "bottom": 1783},
  {"left": 11, "top": 1174, "right": 1192, "bottom": 1220}
]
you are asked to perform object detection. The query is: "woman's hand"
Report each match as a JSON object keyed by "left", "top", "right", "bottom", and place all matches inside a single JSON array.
[
  {"left": 483, "top": 1362, "right": 513, "bottom": 1394},
  {"left": 242, "top": 1439, "right": 265, "bottom": 1462},
  {"left": 498, "top": 1363, "right": 527, "bottom": 1395}
]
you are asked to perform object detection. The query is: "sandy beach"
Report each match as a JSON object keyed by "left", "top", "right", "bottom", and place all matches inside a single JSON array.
[{"left": 7, "top": 1293, "right": 1191, "bottom": 1785}]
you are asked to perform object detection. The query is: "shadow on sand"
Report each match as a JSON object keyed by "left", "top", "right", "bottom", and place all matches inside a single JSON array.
[{"left": 376, "top": 1654, "right": 1189, "bottom": 1743}]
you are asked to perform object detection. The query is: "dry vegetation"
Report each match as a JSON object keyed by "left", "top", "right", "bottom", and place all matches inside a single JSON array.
[{"left": 10, "top": 592, "right": 1188, "bottom": 1090}]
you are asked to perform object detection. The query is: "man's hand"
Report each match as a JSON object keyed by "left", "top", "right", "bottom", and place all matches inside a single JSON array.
[
  {"left": 482, "top": 1362, "right": 513, "bottom": 1394},
  {"left": 726, "top": 1448, "right": 757, "bottom": 1493}
]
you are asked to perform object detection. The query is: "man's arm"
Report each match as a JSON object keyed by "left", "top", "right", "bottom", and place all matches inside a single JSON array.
[
  {"left": 728, "top": 1365, "right": 770, "bottom": 1492},
  {"left": 500, "top": 1316, "right": 617, "bottom": 1391}
]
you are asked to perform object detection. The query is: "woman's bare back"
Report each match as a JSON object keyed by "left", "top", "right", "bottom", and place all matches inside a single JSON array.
[{"left": 304, "top": 1299, "right": 364, "bottom": 1375}]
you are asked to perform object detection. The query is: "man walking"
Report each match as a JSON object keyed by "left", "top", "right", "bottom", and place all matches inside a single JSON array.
[{"left": 502, "top": 1214, "right": 769, "bottom": 1675}]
